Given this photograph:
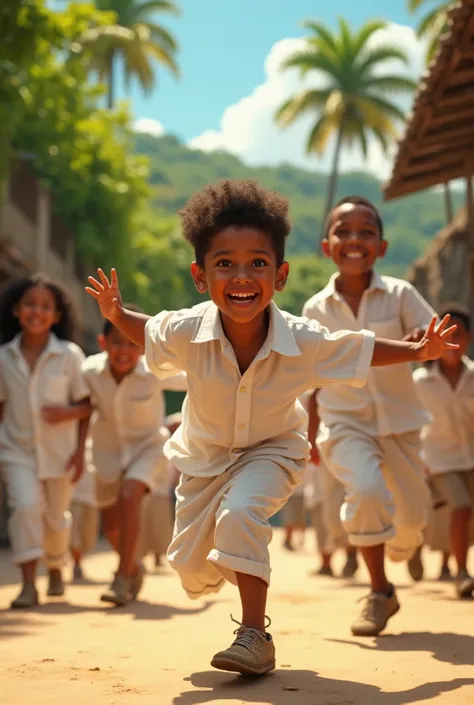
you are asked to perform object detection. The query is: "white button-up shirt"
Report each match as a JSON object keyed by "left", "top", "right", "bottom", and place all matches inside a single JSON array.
[
  {"left": 413, "top": 359, "right": 474, "bottom": 474},
  {"left": 303, "top": 273, "right": 434, "bottom": 439},
  {"left": 82, "top": 352, "right": 187, "bottom": 482},
  {"left": 145, "top": 300, "right": 375, "bottom": 478},
  {"left": 0, "top": 334, "right": 88, "bottom": 478}
]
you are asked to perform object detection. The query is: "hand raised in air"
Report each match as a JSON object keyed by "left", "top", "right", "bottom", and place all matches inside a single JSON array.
[{"left": 85, "top": 268, "right": 124, "bottom": 322}]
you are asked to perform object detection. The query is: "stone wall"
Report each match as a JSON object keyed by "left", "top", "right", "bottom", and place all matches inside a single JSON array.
[{"left": 407, "top": 208, "right": 469, "bottom": 311}]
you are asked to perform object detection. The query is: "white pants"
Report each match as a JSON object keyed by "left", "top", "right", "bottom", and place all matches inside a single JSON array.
[
  {"left": 70, "top": 501, "right": 99, "bottom": 555},
  {"left": 319, "top": 463, "right": 348, "bottom": 552},
  {"left": 319, "top": 430, "right": 430, "bottom": 562},
  {"left": 2, "top": 464, "right": 72, "bottom": 568},
  {"left": 168, "top": 455, "right": 300, "bottom": 599}
]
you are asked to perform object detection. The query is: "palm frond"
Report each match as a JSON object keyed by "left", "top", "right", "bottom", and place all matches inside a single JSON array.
[
  {"left": 275, "top": 89, "right": 332, "bottom": 126},
  {"left": 362, "top": 74, "right": 417, "bottom": 94},
  {"left": 123, "top": 42, "right": 155, "bottom": 91},
  {"left": 369, "top": 124, "right": 391, "bottom": 154},
  {"left": 281, "top": 49, "right": 341, "bottom": 81},
  {"left": 357, "top": 44, "right": 410, "bottom": 73},
  {"left": 356, "top": 93, "right": 407, "bottom": 125},
  {"left": 131, "top": 0, "right": 181, "bottom": 22},
  {"left": 138, "top": 21, "right": 179, "bottom": 52},
  {"left": 338, "top": 16, "right": 354, "bottom": 58},
  {"left": 302, "top": 20, "right": 338, "bottom": 53},
  {"left": 305, "top": 115, "right": 335, "bottom": 155},
  {"left": 352, "top": 19, "right": 387, "bottom": 59}
]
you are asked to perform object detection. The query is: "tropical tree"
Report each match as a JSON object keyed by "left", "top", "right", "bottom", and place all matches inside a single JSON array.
[
  {"left": 275, "top": 18, "right": 417, "bottom": 240},
  {"left": 408, "top": 1, "right": 452, "bottom": 65},
  {"left": 82, "top": 0, "right": 181, "bottom": 108}
]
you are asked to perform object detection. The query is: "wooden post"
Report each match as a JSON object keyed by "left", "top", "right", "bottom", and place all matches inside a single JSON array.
[
  {"left": 467, "top": 174, "right": 474, "bottom": 356},
  {"left": 444, "top": 181, "right": 453, "bottom": 224},
  {"left": 36, "top": 186, "right": 50, "bottom": 271}
]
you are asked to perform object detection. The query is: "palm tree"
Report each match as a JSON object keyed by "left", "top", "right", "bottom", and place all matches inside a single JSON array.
[
  {"left": 275, "top": 18, "right": 417, "bottom": 237},
  {"left": 408, "top": 1, "right": 452, "bottom": 65},
  {"left": 82, "top": 0, "right": 180, "bottom": 108}
]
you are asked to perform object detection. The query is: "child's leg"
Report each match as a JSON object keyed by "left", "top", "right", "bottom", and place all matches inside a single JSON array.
[
  {"left": 320, "top": 433, "right": 400, "bottom": 636},
  {"left": 102, "top": 503, "right": 120, "bottom": 551},
  {"left": 117, "top": 478, "right": 147, "bottom": 577},
  {"left": 2, "top": 464, "right": 44, "bottom": 607},
  {"left": 42, "top": 477, "right": 73, "bottom": 596}
]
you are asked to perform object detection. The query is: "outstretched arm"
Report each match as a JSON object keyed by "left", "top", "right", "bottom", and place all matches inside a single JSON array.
[
  {"left": 85, "top": 268, "right": 151, "bottom": 347},
  {"left": 372, "top": 315, "right": 458, "bottom": 366}
]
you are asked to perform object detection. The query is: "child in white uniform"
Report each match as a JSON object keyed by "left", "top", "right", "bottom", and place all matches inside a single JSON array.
[
  {"left": 86, "top": 179, "right": 457, "bottom": 675},
  {"left": 0, "top": 274, "right": 90, "bottom": 608},
  {"left": 413, "top": 304, "right": 474, "bottom": 598},
  {"left": 82, "top": 308, "right": 187, "bottom": 605},
  {"left": 70, "top": 437, "right": 99, "bottom": 581}
]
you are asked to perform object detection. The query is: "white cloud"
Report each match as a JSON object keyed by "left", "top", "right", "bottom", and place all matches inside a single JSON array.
[
  {"left": 133, "top": 117, "right": 165, "bottom": 137},
  {"left": 188, "top": 24, "right": 427, "bottom": 179}
]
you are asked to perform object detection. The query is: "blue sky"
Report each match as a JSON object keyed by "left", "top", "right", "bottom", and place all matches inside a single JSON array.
[{"left": 120, "top": 0, "right": 417, "bottom": 141}]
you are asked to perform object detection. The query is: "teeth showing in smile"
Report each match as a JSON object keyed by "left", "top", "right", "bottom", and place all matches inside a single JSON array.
[
  {"left": 345, "top": 252, "right": 364, "bottom": 259},
  {"left": 228, "top": 292, "right": 257, "bottom": 302}
]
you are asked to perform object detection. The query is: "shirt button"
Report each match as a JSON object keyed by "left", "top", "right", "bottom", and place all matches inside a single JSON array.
[
  {"left": 238, "top": 423, "right": 246, "bottom": 430},
  {"left": 240, "top": 386, "right": 246, "bottom": 393}
]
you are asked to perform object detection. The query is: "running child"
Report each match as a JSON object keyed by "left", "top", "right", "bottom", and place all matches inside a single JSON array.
[
  {"left": 0, "top": 274, "right": 91, "bottom": 607},
  {"left": 81, "top": 307, "right": 186, "bottom": 605},
  {"left": 413, "top": 303, "right": 474, "bottom": 597},
  {"left": 86, "top": 179, "right": 457, "bottom": 674},
  {"left": 303, "top": 196, "right": 441, "bottom": 636}
]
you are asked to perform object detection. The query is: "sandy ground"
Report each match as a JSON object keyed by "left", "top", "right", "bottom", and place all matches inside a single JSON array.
[{"left": 0, "top": 531, "right": 473, "bottom": 705}]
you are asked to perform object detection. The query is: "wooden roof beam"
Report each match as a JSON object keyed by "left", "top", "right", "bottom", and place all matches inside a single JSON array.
[
  {"left": 384, "top": 163, "right": 474, "bottom": 201},
  {"left": 418, "top": 123, "right": 474, "bottom": 146}
]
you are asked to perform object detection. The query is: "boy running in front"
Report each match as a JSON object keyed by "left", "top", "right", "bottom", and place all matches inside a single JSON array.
[{"left": 86, "top": 180, "right": 457, "bottom": 675}]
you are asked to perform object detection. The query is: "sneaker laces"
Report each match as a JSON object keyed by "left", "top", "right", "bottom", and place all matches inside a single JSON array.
[
  {"left": 229, "top": 614, "right": 271, "bottom": 653},
  {"left": 357, "top": 592, "right": 384, "bottom": 622}
]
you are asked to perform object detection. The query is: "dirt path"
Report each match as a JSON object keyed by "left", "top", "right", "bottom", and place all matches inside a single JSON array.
[{"left": 1, "top": 531, "right": 473, "bottom": 705}]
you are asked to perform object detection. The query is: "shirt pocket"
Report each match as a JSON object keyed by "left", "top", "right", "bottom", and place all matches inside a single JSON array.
[
  {"left": 43, "top": 374, "right": 69, "bottom": 405},
  {"left": 370, "top": 316, "right": 404, "bottom": 341},
  {"left": 129, "top": 396, "right": 156, "bottom": 427}
]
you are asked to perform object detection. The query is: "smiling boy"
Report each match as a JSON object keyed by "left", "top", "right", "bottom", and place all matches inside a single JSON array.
[{"left": 86, "top": 181, "right": 457, "bottom": 675}]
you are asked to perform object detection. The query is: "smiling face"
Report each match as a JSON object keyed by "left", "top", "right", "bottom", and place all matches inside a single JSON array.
[
  {"left": 15, "top": 285, "right": 60, "bottom": 338},
  {"left": 190, "top": 226, "right": 289, "bottom": 326},
  {"left": 322, "top": 203, "right": 387, "bottom": 276},
  {"left": 99, "top": 327, "right": 143, "bottom": 379}
]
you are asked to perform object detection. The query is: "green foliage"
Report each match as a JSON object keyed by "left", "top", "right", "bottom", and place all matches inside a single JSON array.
[
  {"left": 408, "top": 1, "right": 451, "bottom": 64},
  {"left": 11, "top": 2, "right": 151, "bottom": 270},
  {"left": 133, "top": 131, "right": 463, "bottom": 290}
]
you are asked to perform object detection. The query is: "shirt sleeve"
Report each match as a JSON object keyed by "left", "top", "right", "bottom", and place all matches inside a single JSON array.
[
  {"left": 68, "top": 346, "right": 90, "bottom": 403},
  {"left": 310, "top": 324, "right": 375, "bottom": 389},
  {"left": 145, "top": 311, "right": 185, "bottom": 379},
  {"left": 401, "top": 283, "right": 436, "bottom": 334}
]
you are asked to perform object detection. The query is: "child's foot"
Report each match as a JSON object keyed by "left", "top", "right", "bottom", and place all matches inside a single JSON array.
[
  {"left": 10, "top": 583, "right": 39, "bottom": 609},
  {"left": 283, "top": 539, "right": 294, "bottom": 552},
  {"left": 47, "top": 570, "right": 65, "bottom": 597},
  {"left": 211, "top": 620, "right": 275, "bottom": 676},
  {"left": 101, "top": 575, "right": 131, "bottom": 606},
  {"left": 407, "top": 546, "right": 424, "bottom": 582},
  {"left": 342, "top": 551, "right": 359, "bottom": 578},
  {"left": 310, "top": 565, "right": 334, "bottom": 577},
  {"left": 130, "top": 562, "right": 146, "bottom": 601},
  {"left": 455, "top": 570, "right": 474, "bottom": 598},
  {"left": 72, "top": 564, "right": 84, "bottom": 582},
  {"left": 351, "top": 585, "right": 400, "bottom": 637},
  {"left": 438, "top": 565, "right": 452, "bottom": 581}
]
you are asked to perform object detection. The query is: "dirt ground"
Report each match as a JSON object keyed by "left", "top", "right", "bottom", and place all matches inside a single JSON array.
[{"left": 0, "top": 530, "right": 473, "bottom": 705}]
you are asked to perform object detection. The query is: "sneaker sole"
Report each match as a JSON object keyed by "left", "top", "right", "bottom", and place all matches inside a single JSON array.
[
  {"left": 47, "top": 589, "right": 65, "bottom": 597},
  {"left": 211, "top": 655, "right": 276, "bottom": 676},
  {"left": 351, "top": 603, "right": 400, "bottom": 637},
  {"left": 100, "top": 594, "right": 129, "bottom": 606},
  {"left": 10, "top": 598, "right": 39, "bottom": 609}
]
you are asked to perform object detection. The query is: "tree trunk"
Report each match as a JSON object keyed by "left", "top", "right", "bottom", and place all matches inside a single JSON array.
[
  {"left": 320, "top": 123, "right": 344, "bottom": 249},
  {"left": 443, "top": 181, "right": 453, "bottom": 224},
  {"left": 107, "top": 55, "right": 115, "bottom": 109}
]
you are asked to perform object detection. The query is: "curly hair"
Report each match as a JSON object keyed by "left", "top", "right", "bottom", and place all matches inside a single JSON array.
[
  {"left": 324, "top": 196, "right": 384, "bottom": 239},
  {"left": 0, "top": 273, "right": 78, "bottom": 344},
  {"left": 178, "top": 179, "right": 291, "bottom": 267}
]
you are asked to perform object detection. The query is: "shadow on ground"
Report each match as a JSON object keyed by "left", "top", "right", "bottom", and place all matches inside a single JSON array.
[{"left": 172, "top": 670, "right": 474, "bottom": 705}]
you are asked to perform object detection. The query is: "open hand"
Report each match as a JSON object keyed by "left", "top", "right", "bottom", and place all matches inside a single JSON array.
[
  {"left": 66, "top": 447, "right": 85, "bottom": 484},
  {"left": 415, "top": 315, "right": 459, "bottom": 361},
  {"left": 403, "top": 327, "right": 425, "bottom": 343},
  {"left": 85, "top": 268, "right": 124, "bottom": 322}
]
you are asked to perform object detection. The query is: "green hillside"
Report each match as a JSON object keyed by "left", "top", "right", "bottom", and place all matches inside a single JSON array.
[{"left": 134, "top": 132, "right": 463, "bottom": 275}]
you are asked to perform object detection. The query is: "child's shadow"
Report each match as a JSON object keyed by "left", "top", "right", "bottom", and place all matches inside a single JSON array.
[
  {"left": 326, "top": 631, "right": 474, "bottom": 666},
  {"left": 103, "top": 599, "right": 214, "bottom": 621},
  {"left": 172, "top": 670, "right": 474, "bottom": 705}
]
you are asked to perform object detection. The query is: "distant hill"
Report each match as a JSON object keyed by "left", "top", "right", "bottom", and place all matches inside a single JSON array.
[{"left": 134, "top": 132, "right": 463, "bottom": 275}]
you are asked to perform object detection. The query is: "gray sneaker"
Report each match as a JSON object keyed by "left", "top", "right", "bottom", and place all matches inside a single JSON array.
[
  {"left": 455, "top": 570, "right": 474, "bottom": 598},
  {"left": 100, "top": 574, "right": 131, "bottom": 606},
  {"left": 211, "top": 617, "right": 275, "bottom": 676},
  {"left": 351, "top": 587, "right": 400, "bottom": 636},
  {"left": 47, "top": 570, "right": 65, "bottom": 597},
  {"left": 11, "top": 583, "right": 39, "bottom": 609}
]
